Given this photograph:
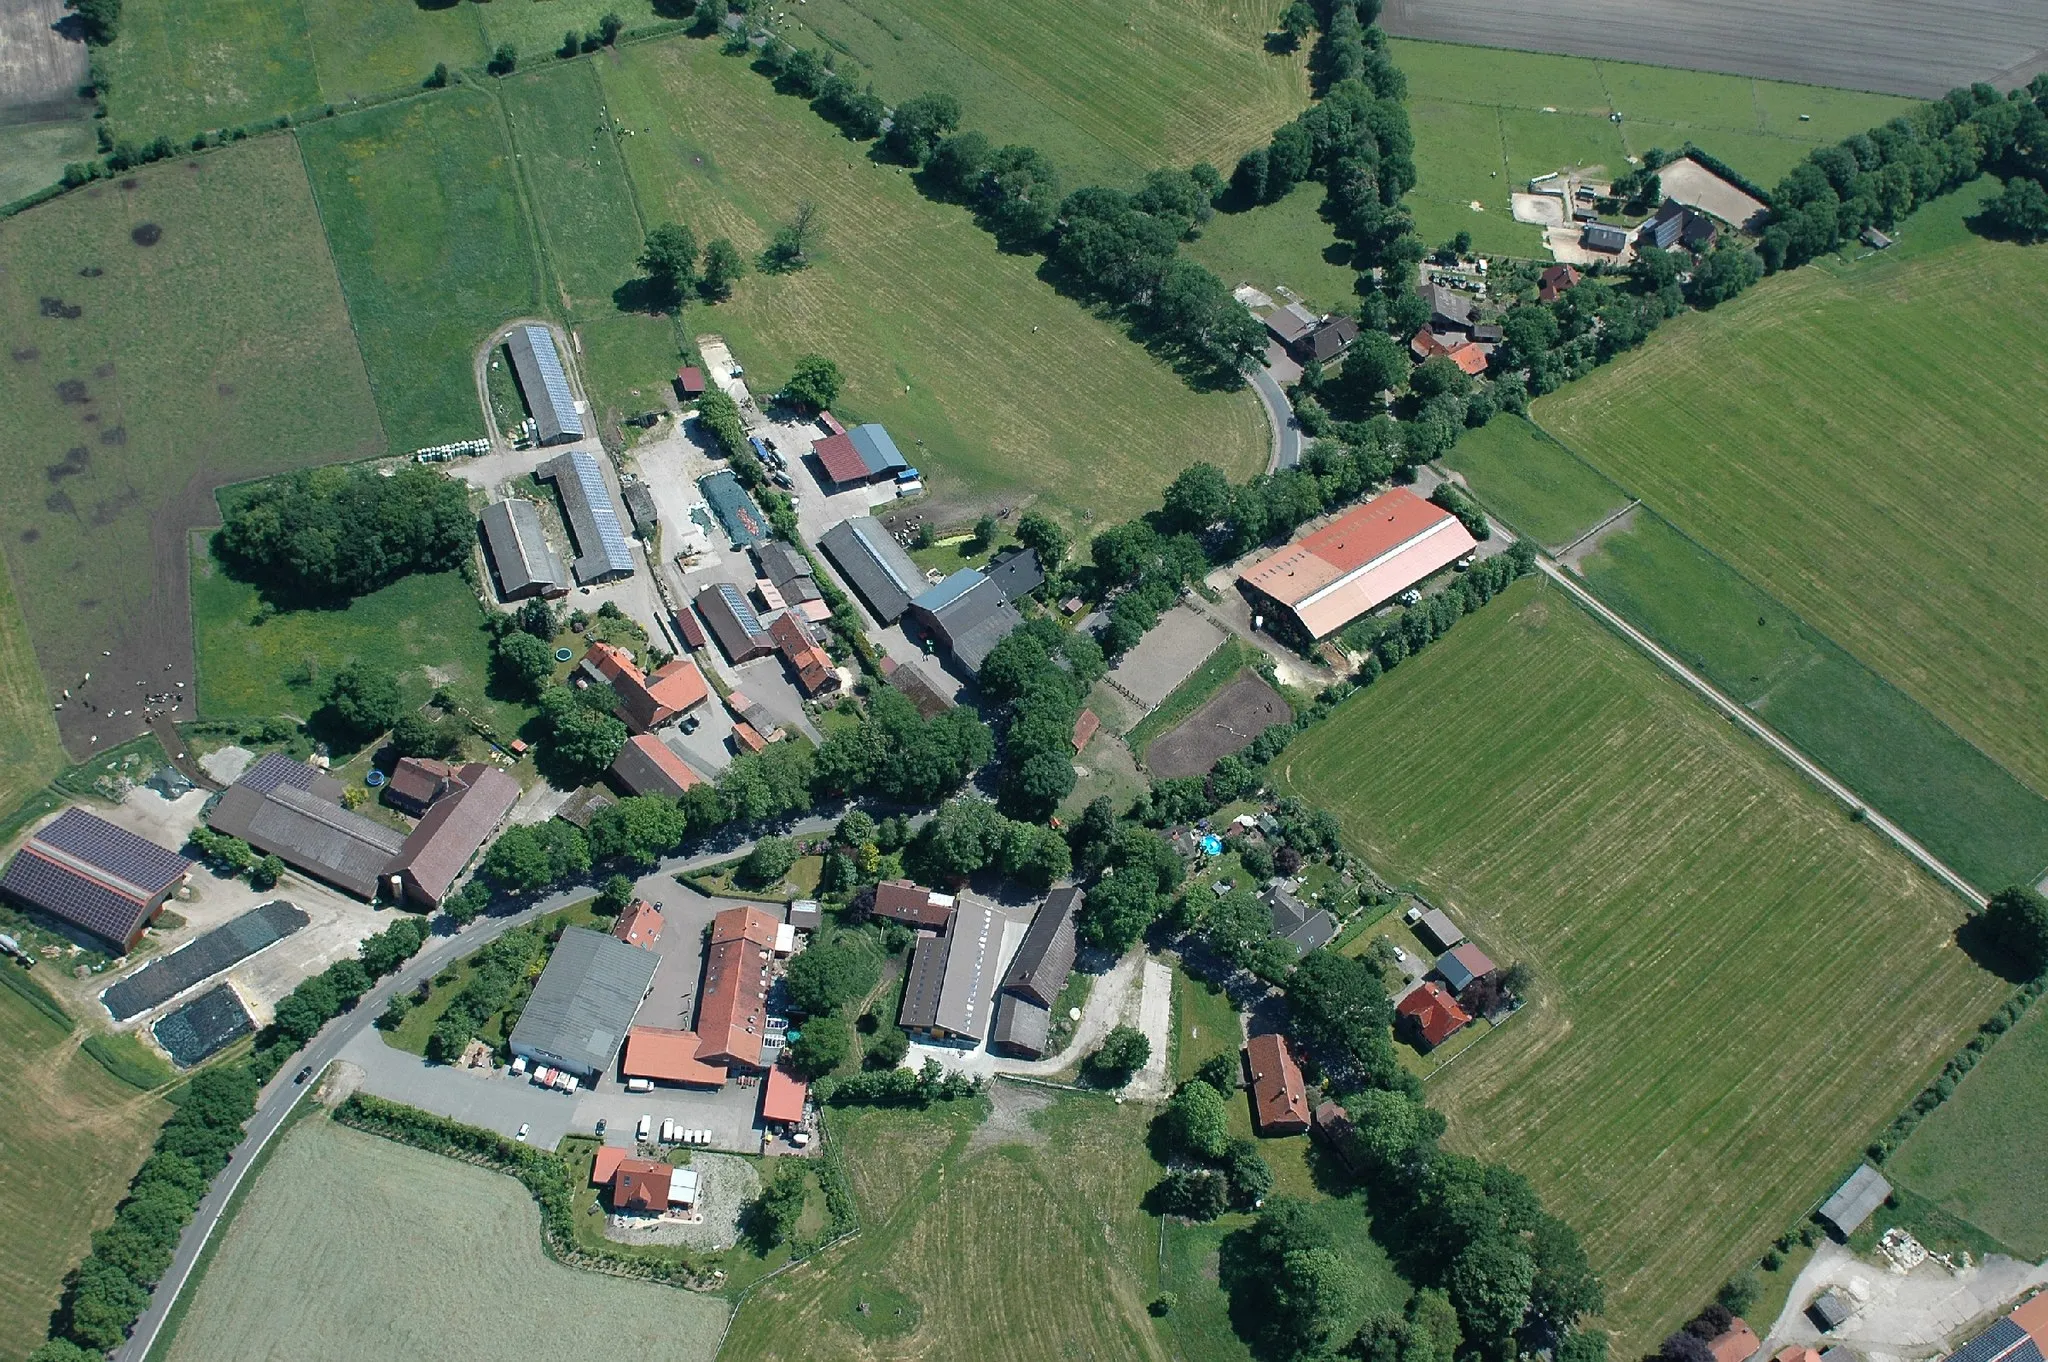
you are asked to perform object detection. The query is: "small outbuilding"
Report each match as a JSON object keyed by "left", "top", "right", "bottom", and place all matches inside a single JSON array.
[
  {"left": 1807, "top": 1290, "right": 1853, "bottom": 1332},
  {"left": 1816, "top": 1164, "right": 1892, "bottom": 1239},
  {"left": 1434, "top": 941, "right": 1495, "bottom": 994},
  {"left": 1413, "top": 908, "right": 1465, "bottom": 953},
  {"left": 1581, "top": 221, "right": 1630, "bottom": 253}
]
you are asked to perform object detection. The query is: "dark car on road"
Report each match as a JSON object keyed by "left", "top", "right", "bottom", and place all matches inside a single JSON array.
[{"left": 294, "top": 1065, "right": 313, "bottom": 1084}]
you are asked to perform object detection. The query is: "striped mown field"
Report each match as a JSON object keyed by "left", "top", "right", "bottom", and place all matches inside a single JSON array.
[{"left": 1275, "top": 579, "right": 2003, "bottom": 1350}]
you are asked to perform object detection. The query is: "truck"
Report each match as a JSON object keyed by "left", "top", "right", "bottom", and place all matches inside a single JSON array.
[{"left": 626, "top": 1077, "right": 654, "bottom": 1093}]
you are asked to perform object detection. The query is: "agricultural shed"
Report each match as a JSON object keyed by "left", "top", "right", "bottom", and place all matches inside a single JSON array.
[
  {"left": 610, "top": 733, "right": 706, "bottom": 798},
  {"left": 1808, "top": 1292, "right": 1853, "bottom": 1331},
  {"left": 478, "top": 498, "right": 569, "bottom": 601},
  {"left": 694, "top": 583, "right": 774, "bottom": 663},
  {"left": 1236, "top": 488, "right": 1478, "bottom": 640},
  {"left": 906, "top": 569, "right": 1022, "bottom": 675},
  {"left": 1247, "top": 1032, "right": 1311, "bottom": 1135},
  {"left": 1581, "top": 222, "right": 1630, "bottom": 253},
  {"left": 899, "top": 932, "right": 947, "bottom": 1032},
  {"left": 1944, "top": 1319, "right": 2044, "bottom": 1362},
  {"left": 1641, "top": 200, "right": 1718, "bottom": 251},
  {"left": 1413, "top": 908, "right": 1465, "bottom": 952},
  {"left": 1003, "top": 886, "right": 1080, "bottom": 1007},
  {"left": 675, "top": 365, "right": 706, "bottom": 397},
  {"left": 753, "top": 541, "right": 824, "bottom": 611},
  {"left": 811, "top": 431, "right": 874, "bottom": 487},
  {"left": 787, "top": 900, "right": 821, "bottom": 930},
  {"left": 536, "top": 451, "right": 633, "bottom": 584},
  {"left": 506, "top": 927, "right": 659, "bottom": 1082},
  {"left": 621, "top": 1026, "right": 727, "bottom": 1087},
  {"left": 991, "top": 992, "right": 1052, "bottom": 1057},
  {"left": 848, "top": 423, "right": 908, "bottom": 478},
  {"left": 1817, "top": 1164, "right": 1892, "bottom": 1238},
  {"left": 621, "top": 482, "right": 660, "bottom": 536},
  {"left": 207, "top": 754, "right": 406, "bottom": 900},
  {"left": 819, "top": 516, "right": 924, "bottom": 623},
  {"left": 915, "top": 899, "right": 1004, "bottom": 1043},
  {"left": 698, "top": 469, "right": 769, "bottom": 547},
  {"left": 695, "top": 905, "right": 780, "bottom": 1069},
  {"left": 388, "top": 763, "right": 520, "bottom": 909},
  {"left": 1436, "top": 941, "right": 1496, "bottom": 994},
  {"left": 761, "top": 1061, "right": 808, "bottom": 1125},
  {"left": 506, "top": 324, "right": 586, "bottom": 444},
  {"left": 1, "top": 807, "right": 191, "bottom": 951},
  {"left": 985, "top": 545, "right": 1044, "bottom": 601}
]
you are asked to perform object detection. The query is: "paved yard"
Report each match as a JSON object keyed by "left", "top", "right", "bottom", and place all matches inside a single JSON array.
[{"left": 1765, "top": 1242, "right": 2048, "bottom": 1362}]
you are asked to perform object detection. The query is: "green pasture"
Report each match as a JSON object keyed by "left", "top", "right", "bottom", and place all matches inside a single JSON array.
[
  {"left": 298, "top": 0, "right": 490, "bottom": 103},
  {"left": 794, "top": 0, "right": 1311, "bottom": 187},
  {"left": 0, "top": 550, "right": 66, "bottom": 823},
  {"left": 100, "top": 0, "right": 319, "bottom": 142},
  {"left": 0, "top": 119, "right": 98, "bottom": 207},
  {"left": 1441, "top": 416, "right": 1630, "bottom": 549},
  {"left": 474, "top": 0, "right": 668, "bottom": 69},
  {"left": 1535, "top": 179, "right": 2048, "bottom": 816},
  {"left": 298, "top": 89, "right": 545, "bottom": 448},
  {"left": 0, "top": 975, "right": 168, "bottom": 1362},
  {"left": 1390, "top": 39, "right": 1917, "bottom": 257},
  {"left": 162, "top": 1117, "right": 726, "bottom": 1362},
  {"left": 0, "top": 136, "right": 381, "bottom": 732},
  {"left": 1274, "top": 579, "right": 2003, "bottom": 1350},
  {"left": 1891, "top": 997, "right": 2048, "bottom": 1259},
  {"left": 1184, "top": 181, "right": 1359, "bottom": 313},
  {"left": 599, "top": 37, "right": 1268, "bottom": 526}
]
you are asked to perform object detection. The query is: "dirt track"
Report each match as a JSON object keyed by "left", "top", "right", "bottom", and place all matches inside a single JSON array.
[{"left": 1381, "top": 0, "right": 2048, "bottom": 98}]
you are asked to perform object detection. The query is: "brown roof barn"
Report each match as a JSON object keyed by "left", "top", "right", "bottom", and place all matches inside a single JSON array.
[
  {"left": 388, "top": 763, "right": 520, "bottom": 909},
  {"left": 872, "top": 879, "right": 955, "bottom": 930}
]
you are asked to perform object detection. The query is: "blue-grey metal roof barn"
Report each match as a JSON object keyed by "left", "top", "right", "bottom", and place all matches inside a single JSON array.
[
  {"left": 906, "top": 569, "right": 1022, "bottom": 676},
  {"left": 507, "top": 927, "right": 660, "bottom": 1082},
  {"left": 506, "top": 324, "right": 586, "bottom": 444},
  {"left": 536, "top": 451, "right": 634, "bottom": 584}
]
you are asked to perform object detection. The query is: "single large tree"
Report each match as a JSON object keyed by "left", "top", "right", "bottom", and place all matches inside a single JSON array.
[
  {"left": 640, "top": 222, "right": 700, "bottom": 304},
  {"left": 324, "top": 663, "right": 400, "bottom": 742},
  {"left": 782, "top": 353, "right": 842, "bottom": 411},
  {"left": 700, "top": 237, "right": 746, "bottom": 300},
  {"left": 1980, "top": 885, "right": 2048, "bottom": 977}
]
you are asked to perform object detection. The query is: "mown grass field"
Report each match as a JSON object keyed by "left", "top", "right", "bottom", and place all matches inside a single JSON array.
[
  {"left": 1391, "top": 39, "right": 1916, "bottom": 256},
  {"left": 99, "top": 0, "right": 320, "bottom": 143},
  {"left": 1274, "top": 579, "right": 2004, "bottom": 1350},
  {"left": 0, "top": 136, "right": 381, "bottom": 758},
  {"left": 600, "top": 36, "right": 1267, "bottom": 525},
  {"left": 1535, "top": 180, "right": 2048, "bottom": 824},
  {"left": 162, "top": 1115, "right": 726, "bottom": 1362},
  {"left": 1184, "top": 182, "right": 1360, "bottom": 313},
  {"left": 723, "top": 1093, "right": 1171, "bottom": 1361},
  {"left": 1442, "top": 416, "right": 1629, "bottom": 550},
  {"left": 0, "top": 119, "right": 99, "bottom": 208},
  {"left": 297, "top": 89, "right": 544, "bottom": 449},
  {"left": 1890, "top": 998, "right": 2048, "bottom": 1260},
  {"left": 794, "top": 0, "right": 1309, "bottom": 188},
  {"left": 0, "top": 973, "right": 168, "bottom": 1362}
]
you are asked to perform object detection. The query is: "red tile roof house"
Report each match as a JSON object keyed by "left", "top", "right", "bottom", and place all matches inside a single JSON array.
[
  {"left": 871, "top": 879, "right": 956, "bottom": 930},
  {"left": 612, "top": 899, "right": 664, "bottom": 948},
  {"left": 621, "top": 1025, "right": 728, "bottom": 1087},
  {"left": 582, "top": 642, "right": 710, "bottom": 732},
  {"left": 1538, "top": 263, "right": 1581, "bottom": 302},
  {"left": 609, "top": 733, "right": 707, "bottom": 798},
  {"left": 611, "top": 1157, "right": 675, "bottom": 1213},
  {"left": 1396, "top": 981, "right": 1472, "bottom": 1050},
  {"left": 768, "top": 610, "right": 840, "bottom": 698},
  {"left": 1709, "top": 1320, "right": 1763, "bottom": 1362},
  {"left": 694, "top": 905, "right": 781, "bottom": 1069},
  {"left": 1246, "top": 1032, "right": 1312, "bottom": 1135},
  {"left": 382, "top": 756, "right": 470, "bottom": 818}
]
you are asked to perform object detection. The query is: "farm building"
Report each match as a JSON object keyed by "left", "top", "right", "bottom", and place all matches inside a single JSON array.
[
  {"left": 1417, "top": 283, "right": 1476, "bottom": 333},
  {"left": 905, "top": 569, "right": 1023, "bottom": 676},
  {"left": 1808, "top": 1292, "right": 1853, "bottom": 1331},
  {"left": 898, "top": 897, "right": 1004, "bottom": 1045},
  {"left": 582, "top": 642, "right": 709, "bottom": 732},
  {"left": 1264, "top": 301, "right": 1319, "bottom": 347},
  {"left": 811, "top": 422, "right": 909, "bottom": 487},
  {"left": 621, "top": 482, "right": 659, "bottom": 537},
  {"left": 1817, "top": 1163, "right": 1892, "bottom": 1238},
  {"left": 610, "top": 733, "right": 706, "bottom": 798},
  {"left": 621, "top": 1026, "right": 727, "bottom": 1087},
  {"left": 1265, "top": 302, "right": 1360, "bottom": 363},
  {"left": 694, "top": 583, "right": 775, "bottom": 663},
  {"left": 992, "top": 886, "right": 1081, "bottom": 1058},
  {"left": 613, "top": 900, "right": 664, "bottom": 948},
  {"left": 985, "top": 545, "right": 1044, "bottom": 602},
  {"left": 1396, "top": 981, "right": 1471, "bottom": 1049},
  {"left": 1942, "top": 1296, "right": 2048, "bottom": 1362},
  {"left": 1247, "top": 1032, "right": 1311, "bottom": 1135},
  {"left": 506, "top": 927, "right": 659, "bottom": 1083},
  {"left": 787, "top": 900, "right": 822, "bottom": 931},
  {"left": 769, "top": 611, "right": 839, "bottom": 697},
  {"left": 206, "top": 752, "right": 405, "bottom": 900},
  {"left": 1709, "top": 1321, "right": 1763, "bottom": 1362},
  {"left": 694, "top": 905, "right": 780, "bottom": 1069},
  {"left": 1413, "top": 908, "right": 1465, "bottom": 952},
  {"left": 1412, "top": 328, "right": 1490, "bottom": 376},
  {"left": 1435, "top": 941, "right": 1496, "bottom": 994},
  {"left": 506, "top": 324, "right": 585, "bottom": 444},
  {"left": 1267, "top": 886, "right": 1338, "bottom": 953},
  {"left": 871, "top": 879, "right": 955, "bottom": 930},
  {"left": 477, "top": 498, "right": 569, "bottom": 601},
  {"left": 1580, "top": 221, "right": 1630, "bottom": 253},
  {"left": 819, "top": 516, "right": 925, "bottom": 624},
  {"left": 675, "top": 365, "right": 707, "bottom": 397},
  {"left": 1236, "top": 488, "right": 1479, "bottom": 641},
  {"left": 1, "top": 807, "right": 191, "bottom": 951},
  {"left": 698, "top": 469, "right": 769, "bottom": 547},
  {"left": 382, "top": 757, "right": 471, "bottom": 818},
  {"left": 753, "top": 542, "right": 828, "bottom": 621},
  {"left": 761, "top": 1061, "right": 809, "bottom": 1127},
  {"left": 1537, "top": 264, "right": 1581, "bottom": 302},
  {"left": 1640, "top": 200, "right": 1718, "bottom": 251},
  {"left": 535, "top": 451, "right": 634, "bottom": 584},
  {"left": 386, "top": 762, "right": 520, "bottom": 909}
]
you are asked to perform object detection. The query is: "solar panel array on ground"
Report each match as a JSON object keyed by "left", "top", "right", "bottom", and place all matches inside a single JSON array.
[
  {"left": 102, "top": 900, "right": 309, "bottom": 1021},
  {"left": 152, "top": 984, "right": 255, "bottom": 1067}
]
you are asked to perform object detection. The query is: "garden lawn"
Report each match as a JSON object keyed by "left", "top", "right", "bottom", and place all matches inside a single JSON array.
[
  {"left": 297, "top": 88, "right": 545, "bottom": 449},
  {"left": 792, "top": 0, "right": 1311, "bottom": 188},
  {"left": 1185, "top": 182, "right": 1360, "bottom": 314},
  {"left": 599, "top": 37, "right": 1267, "bottom": 526},
  {"left": 1535, "top": 180, "right": 2048, "bottom": 824},
  {"left": 0, "top": 973, "right": 168, "bottom": 1362},
  {"left": 1391, "top": 39, "right": 1916, "bottom": 258},
  {"left": 1890, "top": 997, "right": 2048, "bottom": 1260},
  {"left": 0, "top": 136, "right": 381, "bottom": 759},
  {"left": 161, "top": 1116, "right": 725, "bottom": 1362},
  {"left": 1273, "top": 578, "right": 2004, "bottom": 1351}
]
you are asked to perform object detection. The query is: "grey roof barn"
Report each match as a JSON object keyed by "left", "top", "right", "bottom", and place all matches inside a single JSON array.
[
  {"left": 478, "top": 498, "right": 569, "bottom": 600},
  {"left": 507, "top": 927, "right": 659, "bottom": 1080},
  {"left": 536, "top": 451, "right": 634, "bottom": 584},
  {"left": 820, "top": 516, "right": 924, "bottom": 623},
  {"left": 507, "top": 324, "right": 586, "bottom": 444},
  {"left": 1816, "top": 1164, "right": 1891, "bottom": 1238}
]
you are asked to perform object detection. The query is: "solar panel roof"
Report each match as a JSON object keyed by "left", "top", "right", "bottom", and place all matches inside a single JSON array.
[
  {"left": 1, "top": 850, "right": 152, "bottom": 947},
  {"left": 566, "top": 452, "right": 632, "bottom": 569},
  {"left": 1948, "top": 1319, "right": 2028, "bottom": 1362},
  {"left": 237, "top": 750, "right": 325, "bottom": 795},
  {"left": 511, "top": 324, "right": 586, "bottom": 441},
  {"left": 35, "top": 807, "right": 189, "bottom": 895},
  {"left": 715, "top": 582, "right": 764, "bottom": 635}
]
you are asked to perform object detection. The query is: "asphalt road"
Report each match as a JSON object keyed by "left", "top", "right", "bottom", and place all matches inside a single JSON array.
[
  {"left": 1250, "top": 366, "right": 1303, "bottom": 471},
  {"left": 114, "top": 820, "right": 838, "bottom": 1362}
]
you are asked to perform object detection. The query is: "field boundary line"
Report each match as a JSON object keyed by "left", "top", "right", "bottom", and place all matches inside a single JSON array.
[
  {"left": 1556, "top": 497, "right": 1640, "bottom": 555},
  {"left": 1532, "top": 556, "right": 1986, "bottom": 906}
]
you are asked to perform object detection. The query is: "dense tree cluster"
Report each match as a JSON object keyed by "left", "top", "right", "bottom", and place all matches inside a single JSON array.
[
  {"left": 216, "top": 464, "right": 472, "bottom": 604},
  {"left": 1073, "top": 823, "right": 1185, "bottom": 950},
  {"left": 533, "top": 683, "right": 630, "bottom": 784},
  {"left": 825, "top": 1055, "right": 981, "bottom": 1107},
  {"left": 911, "top": 795, "right": 1072, "bottom": 888},
  {"left": 813, "top": 685, "right": 993, "bottom": 805},
  {"left": 428, "top": 922, "right": 550, "bottom": 1062},
  {"left": 977, "top": 618, "right": 1105, "bottom": 815},
  {"left": 478, "top": 818, "right": 592, "bottom": 897}
]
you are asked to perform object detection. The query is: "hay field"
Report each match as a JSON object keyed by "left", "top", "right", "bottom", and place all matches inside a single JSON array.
[
  {"left": 1890, "top": 998, "right": 2048, "bottom": 1260},
  {"left": 0, "top": 136, "right": 382, "bottom": 759},
  {"left": 162, "top": 1116, "right": 726, "bottom": 1362},
  {"left": 297, "top": 89, "right": 544, "bottom": 449},
  {"left": 1273, "top": 579, "right": 2003, "bottom": 1349},
  {"left": 600, "top": 37, "right": 1267, "bottom": 525},
  {"left": 1391, "top": 39, "right": 1914, "bottom": 256},
  {"left": 723, "top": 1095, "right": 1172, "bottom": 1362},
  {"left": 792, "top": 0, "right": 1310, "bottom": 188},
  {"left": 0, "top": 975, "right": 167, "bottom": 1362},
  {"left": 1534, "top": 183, "right": 2048, "bottom": 816}
]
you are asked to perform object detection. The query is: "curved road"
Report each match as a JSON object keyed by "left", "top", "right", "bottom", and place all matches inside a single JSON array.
[
  {"left": 1534, "top": 557, "right": 1986, "bottom": 907},
  {"left": 1251, "top": 366, "right": 1303, "bottom": 471},
  {"left": 116, "top": 820, "right": 838, "bottom": 1362}
]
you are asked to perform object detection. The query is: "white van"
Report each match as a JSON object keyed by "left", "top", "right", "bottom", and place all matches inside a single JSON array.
[
  {"left": 660, "top": 1118, "right": 676, "bottom": 1144},
  {"left": 626, "top": 1077, "right": 653, "bottom": 1093},
  {"left": 635, "top": 1115, "right": 651, "bottom": 1142}
]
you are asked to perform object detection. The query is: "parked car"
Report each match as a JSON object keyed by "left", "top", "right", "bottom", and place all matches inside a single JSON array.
[
  {"left": 1397, "top": 589, "right": 1422, "bottom": 606},
  {"left": 516, "top": 1123, "right": 530, "bottom": 1142},
  {"left": 293, "top": 1065, "right": 313, "bottom": 1085}
]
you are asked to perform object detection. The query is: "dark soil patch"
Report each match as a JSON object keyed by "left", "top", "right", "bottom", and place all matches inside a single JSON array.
[
  {"left": 54, "top": 379, "right": 87, "bottom": 403},
  {"left": 44, "top": 490, "right": 74, "bottom": 515},
  {"left": 215, "top": 383, "right": 234, "bottom": 398},
  {"left": 79, "top": 267, "right": 102, "bottom": 278},
  {"left": 99, "top": 426, "right": 125, "bottom": 445},
  {"left": 130, "top": 223, "right": 161, "bottom": 246},
  {"left": 39, "top": 297, "right": 82, "bottom": 319},
  {"left": 120, "top": 178, "right": 138, "bottom": 190},
  {"left": 93, "top": 362, "right": 114, "bottom": 379},
  {"left": 46, "top": 448, "right": 90, "bottom": 481},
  {"left": 90, "top": 489, "right": 140, "bottom": 525},
  {"left": 19, "top": 529, "right": 38, "bottom": 543},
  {"left": 11, "top": 348, "right": 38, "bottom": 363},
  {"left": 1145, "top": 671, "right": 1293, "bottom": 780}
]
